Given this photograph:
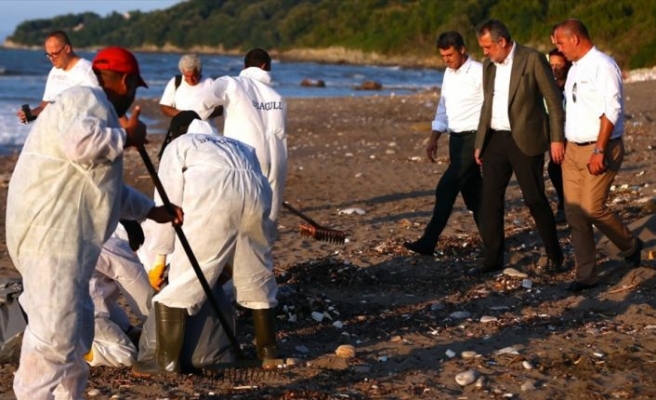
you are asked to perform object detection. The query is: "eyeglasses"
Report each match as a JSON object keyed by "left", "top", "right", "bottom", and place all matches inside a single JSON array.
[
  {"left": 572, "top": 82, "right": 577, "bottom": 103},
  {"left": 45, "top": 45, "right": 67, "bottom": 59}
]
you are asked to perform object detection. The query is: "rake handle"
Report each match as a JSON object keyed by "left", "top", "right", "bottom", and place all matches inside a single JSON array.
[
  {"left": 282, "top": 201, "right": 321, "bottom": 227},
  {"left": 137, "top": 144, "right": 245, "bottom": 359}
]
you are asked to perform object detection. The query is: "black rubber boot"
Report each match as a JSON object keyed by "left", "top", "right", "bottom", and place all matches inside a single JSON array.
[
  {"left": 252, "top": 308, "right": 278, "bottom": 360},
  {"left": 132, "top": 302, "right": 185, "bottom": 375}
]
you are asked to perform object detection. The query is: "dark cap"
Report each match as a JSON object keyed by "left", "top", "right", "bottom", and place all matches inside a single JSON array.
[{"left": 92, "top": 46, "right": 148, "bottom": 88}]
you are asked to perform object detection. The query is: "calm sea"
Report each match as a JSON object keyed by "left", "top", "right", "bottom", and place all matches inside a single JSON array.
[{"left": 0, "top": 48, "right": 443, "bottom": 152}]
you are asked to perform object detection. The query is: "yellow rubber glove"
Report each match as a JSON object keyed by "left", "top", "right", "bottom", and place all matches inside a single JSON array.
[{"left": 148, "top": 254, "right": 167, "bottom": 291}]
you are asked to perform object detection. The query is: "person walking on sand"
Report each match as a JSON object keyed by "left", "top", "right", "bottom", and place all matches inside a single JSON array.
[
  {"left": 16, "top": 30, "right": 98, "bottom": 123},
  {"left": 6, "top": 46, "right": 183, "bottom": 400},
  {"left": 404, "top": 31, "right": 483, "bottom": 256},
  {"left": 193, "top": 48, "right": 287, "bottom": 243},
  {"left": 552, "top": 19, "right": 643, "bottom": 292},
  {"left": 474, "top": 19, "right": 565, "bottom": 274}
]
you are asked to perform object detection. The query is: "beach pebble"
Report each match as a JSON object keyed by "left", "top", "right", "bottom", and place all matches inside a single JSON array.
[
  {"left": 521, "top": 279, "right": 533, "bottom": 289},
  {"left": 430, "top": 302, "right": 445, "bottom": 311},
  {"left": 475, "top": 376, "right": 486, "bottom": 388},
  {"left": 450, "top": 311, "right": 471, "bottom": 319},
  {"left": 503, "top": 268, "right": 528, "bottom": 278},
  {"left": 338, "top": 207, "right": 366, "bottom": 215},
  {"left": 333, "top": 321, "right": 344, "bottom": 329},
  {"left": 522, "top": 360, "right": 534, "bottom": 370},
  {"left": 455, "top": 369, "right": 479, "bottom": 386},
  {"left": 496, "top": 346, "right": 520, "bottom": 355},
  {"left": 335, "top": 344, "right": 356, "bottom": 358},
  {"left": 285, "top": 357, "right": 302, "bottom": 367},
  {"left": 87, "top": 389, "right": 101, "bottom": 397},
  {"left": 480, "top": 315, "right": 498, "bottom": 323},
  {"left": 311, "top": 311, "right": 324, "bottom": 322},
  {"left": 461, "top": 350, "right": 478, "bottom": 359},
  {"left": 445, "top": 349, "right": 456, "bottom": 358},
  {"left": 521, "top": 380, "right": 536, "bottom": 391}
]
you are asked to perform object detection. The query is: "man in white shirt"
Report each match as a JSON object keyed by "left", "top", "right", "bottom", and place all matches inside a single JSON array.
[
  {"left": 474, "top": 20, "right": 565, "bottom": 274},
  {"left": 159, "top": 54, "right": 216, "bottom": 118},
  {"left": 553, "top": 19, "right": 643, "bottom": 292},
  {"left": 404, "top": 31, "right": 483, "bottom": 256},
  {"left": 193, "top": 48, "right": 287, "bottom": 242},
  {"left": 16, "top": 30, "right": 98, "bottom": 123}
]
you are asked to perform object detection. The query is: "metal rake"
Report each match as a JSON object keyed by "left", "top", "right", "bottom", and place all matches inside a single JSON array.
[{"left": 282, "top": 201, "right": 346, "bottom": 244}]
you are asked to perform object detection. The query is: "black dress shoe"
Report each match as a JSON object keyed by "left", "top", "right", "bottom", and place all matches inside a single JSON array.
[
  {"left": 403, "top": 241, "right": 435, "bottom": 256},
  {"left": 625, "top": 238, "right": 644, "bottom": 267},
  {"left": 468, "top": 263, "right": 503, "bottom": 275},
  {"left": 544, "top": 257, "right": 567, "bottom": 273},
  {"left": 566, "top": 281, "right": 597, "bottom": 292}
]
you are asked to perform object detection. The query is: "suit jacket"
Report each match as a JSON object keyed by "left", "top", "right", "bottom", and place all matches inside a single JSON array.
[{"left": 475, "top": 44, "right": 564, "bottom": 157}]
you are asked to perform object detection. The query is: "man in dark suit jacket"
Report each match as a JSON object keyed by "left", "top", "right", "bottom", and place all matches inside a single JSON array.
[{"left": 473, "top": 19, "right": 565, "bottom": 273}]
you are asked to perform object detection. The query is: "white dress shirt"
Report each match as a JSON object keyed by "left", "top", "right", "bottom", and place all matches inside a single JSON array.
[
  {"left": 490, "top": 43, "right": 516, "bottom": 131},
  {"left": 432, "top": 56, "right": 483, "bottom": 133},
  {"left": 564, "top": 46, "right": 624, "bottom": 143}
]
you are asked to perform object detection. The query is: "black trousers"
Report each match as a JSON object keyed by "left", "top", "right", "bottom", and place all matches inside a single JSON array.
[
  {"left": 417, "top": 131, "right": 482, "bottom": 248},
  {"left": 480, "top": 130, "right": 562, "bottom": 268}
]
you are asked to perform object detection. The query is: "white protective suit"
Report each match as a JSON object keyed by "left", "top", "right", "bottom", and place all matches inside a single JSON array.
[
  {"left": 89, "top": 226, "right": 152, "bottom": 368},
  {"left": 193, "top": 67, "right": 287, "bottom": 240},
  {"left": 6, "top": 86, "right": 155, "bottom": 400},
  {"left": 145, "top": 126, "right": 277, "bottom": 313}
]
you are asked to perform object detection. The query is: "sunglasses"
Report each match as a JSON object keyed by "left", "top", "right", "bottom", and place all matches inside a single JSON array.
[
  {"left": 45, "top": 45, "right": 67, "bottom": 59},
  {"left": 572, "top": 82, "right": 577, "bottom": 103}
]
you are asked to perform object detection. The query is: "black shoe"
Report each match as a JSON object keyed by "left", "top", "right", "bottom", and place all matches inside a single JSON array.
[
  {"left": 566, "top": 281, "right": 597, "bottom": 293},
  {"left": 544, "top": 257, "right": 567, "bottom": 273},
  {"left": 468, "top": 263, "right": 503, "bottom": 276},
  {"left": 625, "top": 238, "right": 643, "bottom": 268},
  {"left": 403, "top": 240, "right": 435, "bottom": 256}
]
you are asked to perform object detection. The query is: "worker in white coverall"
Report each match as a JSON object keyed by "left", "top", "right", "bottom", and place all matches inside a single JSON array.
[
  {"left": 193, "top": 48, "right": 287, "bottom": 242},
  {"left": 6, "top": 46, "right": 183, "bottom": 400},
  {"left": 86, "top": 225, "right": 153, "bottom": 368},
  {"left": 133, "top": 118, "right": 279, "bottom": 375}
]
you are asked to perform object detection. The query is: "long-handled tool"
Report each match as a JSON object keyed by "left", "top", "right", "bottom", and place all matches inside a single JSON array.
[
  {"left": 282, "top": 201, "right": 346, "bottom": 244},
  {"left": 137, "top": 144, "right": 245, "bottom": 360}
]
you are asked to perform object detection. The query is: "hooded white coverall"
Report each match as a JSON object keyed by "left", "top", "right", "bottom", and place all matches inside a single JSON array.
[
  {"left": 88, "top": 226, "right": 152, "bottom": 368},
  {"left": 145, "top": 130, "right": 277, "bottom": 313},
  {"left": 6, "top": 86, "right": 155, "bottom": 400},
  {"left": 193, "top": 67, "right": 287, "bottom": 240}
]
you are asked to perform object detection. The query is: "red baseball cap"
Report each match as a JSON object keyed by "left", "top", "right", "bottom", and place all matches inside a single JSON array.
[{"left": 92, "top": 46, "right": 148, "bottom": 88}]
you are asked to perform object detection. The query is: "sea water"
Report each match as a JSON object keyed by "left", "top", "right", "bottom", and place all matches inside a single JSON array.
[{"left": 0, "top": 48, "right": 443, "bottom": 152}]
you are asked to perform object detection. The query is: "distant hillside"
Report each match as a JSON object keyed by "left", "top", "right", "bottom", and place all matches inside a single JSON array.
[{"left": 5, "top": 0, "right": 656, "bottom": 69}]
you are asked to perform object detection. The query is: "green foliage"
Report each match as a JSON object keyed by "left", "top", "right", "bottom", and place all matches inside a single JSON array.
[{"left": 6, "top": 0, "right": 656, "bottom": 68}]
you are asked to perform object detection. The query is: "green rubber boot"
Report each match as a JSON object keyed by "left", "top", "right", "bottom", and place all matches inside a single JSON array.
[
  {"left": 252, "top": 308, "right": 278, "bottom": 360},
  {"left": 132, "top": 302, "right": 185, "bottom": 375}
]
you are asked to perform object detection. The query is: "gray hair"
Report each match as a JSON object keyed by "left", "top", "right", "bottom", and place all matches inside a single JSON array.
[
  {"left": 476, "top": 19, "right": 512, "bottom": 43},
  {"left": 178, "top": 54, "right": 202, "bottom": 74}
]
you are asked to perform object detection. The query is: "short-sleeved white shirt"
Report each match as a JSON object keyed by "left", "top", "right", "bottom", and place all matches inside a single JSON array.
[
  {"left": 42, "top": 58, "right": 99, "bottom": 102},
  {"left": 159, "top": 76, "right": 214, "bottom": 112}
]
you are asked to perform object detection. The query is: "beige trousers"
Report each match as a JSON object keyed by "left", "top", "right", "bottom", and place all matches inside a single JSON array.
[{"left": 562, "top": 139, "right": 637, "bottom": 284}]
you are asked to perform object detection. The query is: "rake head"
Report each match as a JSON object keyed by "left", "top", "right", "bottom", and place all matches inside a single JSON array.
[
  {"left": 299, "top": 223, "right": 346, "bottom": 244},
  {"left": 203, "top": 357, "right": 293, "bottom": 383}
]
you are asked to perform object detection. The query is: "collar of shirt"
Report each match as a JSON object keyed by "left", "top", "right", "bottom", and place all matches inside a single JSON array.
[
  {"left": 450, "top": 56, "right": 473, "bottom": 74},
  {"left": 572, "top": 46, "right": 599, "bottom": 69},
  {"left": 494, "top": 42, "right": 516, "bottom": 67},
  {"left": 239, "top": 67, "right": 272, "bottom": 84}
]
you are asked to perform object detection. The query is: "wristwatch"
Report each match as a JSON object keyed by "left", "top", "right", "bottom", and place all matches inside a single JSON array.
[{"left": 592, "top": 147, "right": 604, "bottom": 155}]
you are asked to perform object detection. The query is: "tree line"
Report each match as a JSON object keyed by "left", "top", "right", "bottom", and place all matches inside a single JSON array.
[{"left": 7, "top": 0, "right": 656, "bottom": 69}]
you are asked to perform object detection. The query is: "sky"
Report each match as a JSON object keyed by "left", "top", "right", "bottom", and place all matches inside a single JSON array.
[{"left": 0, "top": 0, "right": 183, "bottom": 41}]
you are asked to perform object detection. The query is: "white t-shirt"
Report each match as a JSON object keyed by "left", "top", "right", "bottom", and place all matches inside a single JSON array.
[
  {"left": 42, "top": 58, "right": 99, "bottom": 102},
  {"left": 159, "top": 76, "right": 213, "bottom": 111}
]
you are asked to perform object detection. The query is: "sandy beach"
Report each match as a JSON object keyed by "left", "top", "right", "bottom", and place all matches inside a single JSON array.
[{"left": 0, "top": 80, "right": 655, "bottom": 399}]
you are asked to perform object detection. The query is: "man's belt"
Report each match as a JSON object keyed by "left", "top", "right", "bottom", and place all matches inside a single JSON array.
[
  {"left": 450, "top": 130, "right": 477, "bottom": 135},
  {"left": 571, "top": 136, "right": 621, "bottom": 146}
]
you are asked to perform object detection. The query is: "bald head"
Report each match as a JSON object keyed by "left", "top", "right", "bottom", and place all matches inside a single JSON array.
[{"left": 552, "top": 19, "right": 593, "bottom": 62}]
